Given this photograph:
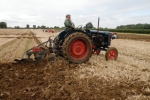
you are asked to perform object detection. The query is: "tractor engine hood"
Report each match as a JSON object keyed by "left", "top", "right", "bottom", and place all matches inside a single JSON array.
[{"left": 89, "top": 30, "right": 111, "bottom": 35}]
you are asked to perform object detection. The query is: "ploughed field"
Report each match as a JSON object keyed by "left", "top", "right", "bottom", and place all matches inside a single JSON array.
[{"left": 0, "top": 29, "right": 150, "bottom": 99}]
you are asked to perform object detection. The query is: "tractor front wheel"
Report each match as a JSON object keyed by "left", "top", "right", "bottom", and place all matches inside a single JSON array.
[
  {"left": 62, "top": 32, "right": 92, "bottom": 63},
  {"left": 105, "top": 47, "right": 118, "bottom": 60}
]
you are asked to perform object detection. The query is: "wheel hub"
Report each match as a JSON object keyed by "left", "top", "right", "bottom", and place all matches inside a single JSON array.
[
  {"left": 109, "top": 50, "right": 117, "bottom": 60},
  {"left": 70, "top": 39, "right": 87, "bottom": 59}
]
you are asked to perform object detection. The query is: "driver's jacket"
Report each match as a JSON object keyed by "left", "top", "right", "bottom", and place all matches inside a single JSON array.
[{"left": 64, "top": 19, "right": 75, "bottom": 29}]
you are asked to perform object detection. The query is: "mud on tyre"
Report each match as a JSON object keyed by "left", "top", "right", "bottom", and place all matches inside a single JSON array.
[{"left": 62, "top": 32, "right": 92, "bottom": 64}]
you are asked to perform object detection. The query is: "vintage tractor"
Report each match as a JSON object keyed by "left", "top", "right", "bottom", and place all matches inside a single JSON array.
[{"left": 15, "top": 19, "right": 118, "bottom": 64}]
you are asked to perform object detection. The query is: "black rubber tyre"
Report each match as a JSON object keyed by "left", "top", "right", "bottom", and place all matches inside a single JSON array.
[
  {"left": 62, "top": 32, "right": 92, "bottom": 64},
  {"left": 105, "top": 47, "right": 118, "bottom": 60}
]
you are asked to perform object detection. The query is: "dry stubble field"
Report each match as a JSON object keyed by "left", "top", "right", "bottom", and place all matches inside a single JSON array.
[{"left": 0, "top": 29, "right": 150, "bottom": 100}]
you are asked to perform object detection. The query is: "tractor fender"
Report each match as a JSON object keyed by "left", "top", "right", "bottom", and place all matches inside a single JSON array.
[
  {"left": 64, "top": 30, "right": 90, "bottom": 41},
  {"left": 57, "top": 29, "right": 90, "bottom": 42}
]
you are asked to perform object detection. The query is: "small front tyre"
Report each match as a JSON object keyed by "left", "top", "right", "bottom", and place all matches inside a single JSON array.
[{"left": 105, "top": 47, "right": 118, "bottom": 60}]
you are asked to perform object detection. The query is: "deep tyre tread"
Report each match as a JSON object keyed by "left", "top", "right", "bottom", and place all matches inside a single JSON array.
[{"left": 62, "top": 32, "right": 92, "bottom": 64}]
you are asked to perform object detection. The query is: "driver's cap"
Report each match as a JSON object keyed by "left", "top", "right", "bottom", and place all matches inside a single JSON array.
[{"left": 66, "top": 14, "right": 71, "bottom": 18}]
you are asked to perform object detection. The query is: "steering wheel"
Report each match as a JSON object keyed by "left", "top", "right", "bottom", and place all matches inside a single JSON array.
[{"left": 76, "top": 25, "right": 83, "bottom": 30}]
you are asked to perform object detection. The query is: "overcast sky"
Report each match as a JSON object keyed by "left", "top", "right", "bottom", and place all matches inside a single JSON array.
[{"left": 0, "top": 0, "right": 150, "bottom": 28}]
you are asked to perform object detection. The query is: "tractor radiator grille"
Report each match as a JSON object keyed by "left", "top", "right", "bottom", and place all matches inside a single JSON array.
[{"left": 92, "top": 35, "right": 103, "bottom": 46}]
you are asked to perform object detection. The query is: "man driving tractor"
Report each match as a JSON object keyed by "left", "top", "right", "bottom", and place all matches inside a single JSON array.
[{"left": 64, "top": 14, "right": 75, "bottom": 30}]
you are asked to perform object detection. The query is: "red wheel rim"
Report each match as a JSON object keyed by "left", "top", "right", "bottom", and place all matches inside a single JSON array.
[
  {"left": 108, "top": 50, "right": 117, "bottom": 60},
  {"left": 69, "top": 39, "right": 88, "bottom": 60}
]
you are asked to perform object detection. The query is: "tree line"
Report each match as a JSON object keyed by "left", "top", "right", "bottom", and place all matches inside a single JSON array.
[
  {"left": 99, "top": 29, "right": 150, "bottom": 34},
  {"left": 116, "top": 23, "right": 150, "bottom": 29},
  {"left": 0, "top": 21, "right": 150, "bottom": 34},
  {"left": 1, "top": 22, "right": 150, "bottom": 30},
  {"left": 0, "top": 22, "right": 94, "bottom": 29},
  {"left": 0, "top": 22, "right": 7, "bottom": 28}
]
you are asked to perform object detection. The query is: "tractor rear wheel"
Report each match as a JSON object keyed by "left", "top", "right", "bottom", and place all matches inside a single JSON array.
[
  {"left": 105, "top": 47, "right": 118, "bottom": 60},
  {"left": 62, "top": 32, "right": 92, "bottom": 63}
]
